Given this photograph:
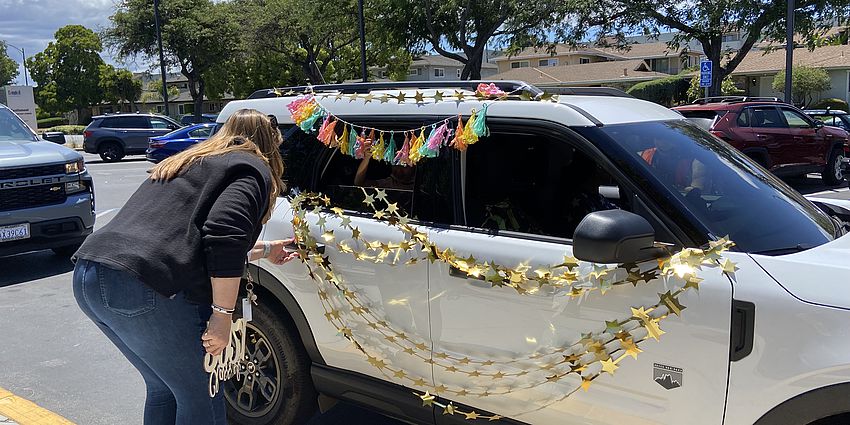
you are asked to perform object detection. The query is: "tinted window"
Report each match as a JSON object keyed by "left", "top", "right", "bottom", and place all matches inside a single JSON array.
[
  {"left": 188, "top": 126, "right": 212, "bottom": 138},
  {"left": 107, "top": 116, "right": 150, "bottom": 129},
  {"left": 589, "top": 120, "right": 835, "bottom": 253},
  {"left": 464, "top": 130, "right": 627, "bottom": 239},
  {"left": 150, "top": 117, "right": 174, "bottom": 129},
  {"left": 280, "top": 126, "right": 324, "bottom": 192},
  {"left": 736, "top": 109, "right": 750, "bottom": 127},
  {"left": 749, "top": 107, "right": 786, "bottom": 128},
  {"left": 780, "top": 108, "right": 812, "bottom": 128},
  {"left": 0, "top": 107, "right": 36, "bottom": 141}
]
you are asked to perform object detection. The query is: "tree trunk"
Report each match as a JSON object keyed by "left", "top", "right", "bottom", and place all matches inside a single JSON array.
[
  {"left": 460, "top": 43, "right": 488, "bottom": 80},
  {"left": 703, "top": 39, "right": 723, "bottom": 97},
  {"left": 194, "top": 78, "right": 205, "bottom": 121}
]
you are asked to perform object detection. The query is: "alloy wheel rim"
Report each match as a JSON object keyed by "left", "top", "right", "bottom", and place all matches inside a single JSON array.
[
  {"left": 835, "top": 155, "right": 845, "bottom": 181},
  {"left": 224, "top": 323, "right": 282, "bottom": 418}
]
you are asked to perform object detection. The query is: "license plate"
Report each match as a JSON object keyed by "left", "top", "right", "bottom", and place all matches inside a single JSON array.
[{"left": 0, "top": 223, "right": 30, "bottom": 242}]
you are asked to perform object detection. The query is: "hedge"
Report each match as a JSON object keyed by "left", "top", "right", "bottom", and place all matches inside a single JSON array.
[
  {"left": 626, "top": 75, "right": 690, "bottom": 107},
  {"left": 42, "top": 125, "right": 86, "bottom": 135},
  {"left": 810, "top": 98, "right": 849, "bottom": 112},
  {"left": 37, "top": 117, "right": 69, "bottom": 127}
]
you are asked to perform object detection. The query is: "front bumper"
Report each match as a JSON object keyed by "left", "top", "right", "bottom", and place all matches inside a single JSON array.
[{"left": 0, "top": 176, "right": 95, "bottom": 257}]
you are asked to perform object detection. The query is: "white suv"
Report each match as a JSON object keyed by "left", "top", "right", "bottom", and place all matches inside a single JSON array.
[{"left": 215, "top": 82, "right": 850, "bottom": 425}]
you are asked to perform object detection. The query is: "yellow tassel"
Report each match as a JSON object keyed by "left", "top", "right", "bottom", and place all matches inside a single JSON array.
[
  {"left": 464, "top": 110, "right": 479, "bottom": 145},
  {"left": 372, "top": 131, "right": 386, "bottom": 160},
  {"left": 338, "top": 124, "right": 350, "bottom": 153},
  {"left": 408, "top": 128, "right": 425, "bottom": 163}
]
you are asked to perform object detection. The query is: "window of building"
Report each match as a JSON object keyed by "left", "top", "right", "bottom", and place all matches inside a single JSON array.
[
  {"left": 649, "top": 58, "right": 670, "bottom": 73},
  {"left": 463, "top": 131, "right": 627, "bottom": 239},
  {"left": 722, "top": 34, "right": 740, "bottom": 42},
  {"left": 579, "top": 57, "right": 591, "bottom": 64},
  {"left": 510, "top": 61, "right": 529, "bottom": 69},
  {"left": 156, "top": 105, "right": 165, "bottom": 114},
  {"left": 434, "top": 68, "right": 445, "bottom": 78},
  {"left": 538, "top": 58, "right": 559, "bottom": 67},
  {"left": 178, "top": 104, "right": 194, "bottom": 115},
  {"left": 408, "top": 68, "right": 418, "bottom": 76}
]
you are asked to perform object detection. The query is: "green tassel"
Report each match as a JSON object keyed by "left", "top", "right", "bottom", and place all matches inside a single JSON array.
[
  {"left": 471, "top": 104, "right": 489, "bottom": 138},
  {"left": 383, "top": 132, "right": 397, "bottom": 163},
  {"left": 348, "top": 125, "right": 357, "bottom": 156},
  {"left": 299, "top": 108, "right": 323, "bottom": 133}
]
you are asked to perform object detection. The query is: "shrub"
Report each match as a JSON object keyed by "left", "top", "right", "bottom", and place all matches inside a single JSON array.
[
  {"left": 772, "top": 66, "right": 831, "bottom": 107},
  {"left": 810, "top": 98, "right": 849, "bottom": 112},
  {"left": 43, "top": 125, "right": 86, "bottom": 135},
  {"left": 626, "top": 75, "right": 690, "bottom": 106},
  {"left": 686, "top": 74, "right": 745, "bottom": 102},
  {"left": 37, "top": 116, "right": 68, "bottom": 127}
]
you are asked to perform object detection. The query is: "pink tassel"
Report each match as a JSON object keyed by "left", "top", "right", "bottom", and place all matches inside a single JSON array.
[
  {"left": 394, "top": 131, "right": 412, "bottom": 165},
  {"left": 427, "top": 122, "right": 449, "bottom": 150}
]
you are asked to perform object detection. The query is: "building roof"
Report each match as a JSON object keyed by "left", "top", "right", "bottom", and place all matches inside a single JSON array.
[
  {"left": 732, "top": 44, "right": 850, "bottom": 74},
  {"left": 411, "top": 54, "right": 497, "bottom": 69},
  {"left": 489, "top": 59, "right": 673, "bottom": 85},
  {"left": 493, "top": 41, "right": 703, "bottom": 62}
]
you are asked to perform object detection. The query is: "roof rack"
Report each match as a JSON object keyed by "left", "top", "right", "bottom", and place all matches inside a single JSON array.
[
  {"left": 246, "top": 80, "right": 543, "bottom": 99},
  {"left": 691, "top": 96, "right": 783, "bottom": 105},
  {"left": 541, "top": 86, "right": 633, "bottom": 98}
]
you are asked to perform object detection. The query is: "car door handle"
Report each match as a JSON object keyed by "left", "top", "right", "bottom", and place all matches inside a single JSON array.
[
  {"left": 793, "top": 136, "right": 804, "bottom": 141},
  {"left": 756, "top": 134, "right": 768, "bottom": 139},
  {"left": 448, "top": 265, "right": 485, "bottom": 281}
]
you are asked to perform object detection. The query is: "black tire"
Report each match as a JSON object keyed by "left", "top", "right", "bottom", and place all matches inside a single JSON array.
[
  {"left": 51, "top": 243, "right": 81, "bottom": 259},
  {"left": 98, "top": 142, "right": 124, "bottom": 162},
  {"left": 822, "top": 149, "right": 845, "bottom": 186},
  {"left": 225, "top": 299, "right": 318, "bottom": 425}
]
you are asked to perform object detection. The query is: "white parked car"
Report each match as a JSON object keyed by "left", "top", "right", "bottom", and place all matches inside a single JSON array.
[{"left": 215, "top": 81, "right": 850, "bottom": 425}]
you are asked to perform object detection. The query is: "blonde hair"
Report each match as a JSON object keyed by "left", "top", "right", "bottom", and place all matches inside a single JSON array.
[{"left": 149, "top": 109, "right": 285, "bottom": 223}]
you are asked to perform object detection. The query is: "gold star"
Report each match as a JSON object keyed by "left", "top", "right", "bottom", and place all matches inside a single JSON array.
[
  {"left": 721, "top": 258, "right": 738, "bottom": 274},
  {"left": 362, "top": 193, "right": 375, "bottom": 206},
  {"left": 458, "top": 357, "right": 471, "bottom": 365},
  {"left": 444, "top": 366, "right": 458, "bottom": 373},
  {"left": 373, "top": 210, "right": 386, "bottom": 219},
  {"left": 491, "top": 371, "right": 505, "bottom": 380},
  {"left": 321, "top": 231, "right": 335, "bottom": 242},
  {"left": 468, "top": 370, "right": 481, "bottom": 377},
  {"left": 442, "top": 403, "right": 455, "bottom": 415},
  {"left": 684, "top": 275, "right": 703, "bottom": 291},
  {"left": 350, "top": 227, "right": 361, "bottom": 240},
  {"left": 415, "top": 342, "right": 428, "bottom": 351},
  {"left": 367, "top": 356, "right": 387, "bottom": 369},
  {"left": 348, "top": 93, "right": 358, "bottom": 102},
  {"left": 631, "top": 306, "right": 652, "bottom": 323},
  {"left": 435, "top": 384, "right": 448, "bottom": 394},
  {"left": 339, "top": 327, "right": 352, "bottom": 338},
  {"left": 605, "top": 320, "right": 621, "bottom": 334},
  {"left": 600, "top": 358, "right": 619, "bottom": 374},
  {"left": 364, "top": 93, "right": 374, "bottom": 103},
  {"left": 393, "top": 369, "right": 407, "bottom": 379},
  {"left": 396, "top": 92, "right": 406, "bottom": 103},
  {"left": 379, "top": 94, "right": 390, "bottom": 104},
  {"left": 644, "top": 318, "right": 665, "bottom": 341},
  {"left": 315, "top": 215, "right": 327, "bottom": 228},
  {"left": 414, "top": 91, "right": 425, "bottom": 103},
  {"left": 621, "top": 338, "right": 642, "bottom": 359},
  {"left": 488, "top": 414, "right": 502, "bottom": 421},
  {"left": 581, "top": 377, "right": 593, "bottom": 391},
  {"left": 464, "top": 411, "right": 480, "bottom": 420},
  {"left": 419, "top": 391, "right": 435, "bottom": 406},
  {"left": 659, "top": 291, "right": 686, "bottom": 316},
  {"left": 340, "top": 216, "right": 352, "bottom": 227},
  {"left": 403, "top": 347, "right": 415, "bottom": 355},
  {"left": 386, "top": 202, "right": 399, "bottom": 215},
  {"left": 434, "top": 91, "right": 444, "bottom": 102},
  {"left": 330, "top": 207, "right": 344, "bottom": 215},
  {"left": 413, "top": 377, "right": 429, "bottom": 387},
  {"left": 454, "top": 90, "right": 465, "bottom": 101},
  {"left": 455, "top": 389, "right": 469, "bottom": 397},
  {"left": 375, "top": 189, "right": 388, "bottom": 201},
  {"left": 561, "top": 255, "right": 580, "bottom": 269}
]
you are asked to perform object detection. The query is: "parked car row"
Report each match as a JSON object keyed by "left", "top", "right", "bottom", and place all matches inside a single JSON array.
[{"left": 674, "top": 98, "right": 849, "bottom": 185}]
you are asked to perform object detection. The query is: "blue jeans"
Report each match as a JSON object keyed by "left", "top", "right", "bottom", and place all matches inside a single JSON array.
[{"left": 73, "top": 259, "right": 226, "bottom": 425}]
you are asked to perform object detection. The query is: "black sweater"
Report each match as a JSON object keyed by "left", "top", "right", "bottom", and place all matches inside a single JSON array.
[{"left": 74, "top": 151, "right": 272, "bottom": 304}]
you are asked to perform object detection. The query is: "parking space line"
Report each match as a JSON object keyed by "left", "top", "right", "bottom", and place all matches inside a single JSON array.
[{"left": 0, "top": 387, "right": 75, "bottom": 425}]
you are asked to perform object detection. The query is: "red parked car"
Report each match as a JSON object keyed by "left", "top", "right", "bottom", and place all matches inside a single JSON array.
[{"left": 674, "top": 97, "right": 850, "bottom": 185}]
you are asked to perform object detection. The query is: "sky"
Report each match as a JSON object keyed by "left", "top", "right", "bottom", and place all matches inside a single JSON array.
[{"left": 0, "top": 0, "right": 121, "bottom": 85}]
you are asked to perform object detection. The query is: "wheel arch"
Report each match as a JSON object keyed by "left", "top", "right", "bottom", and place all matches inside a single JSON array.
[
  {"left": 95, "top": 138, "right": 125, "bottom": 150},
  {"left": 753, "top": 382, "right": 850, "bottom": 425},
  {"left": 246, "top": 263, "right": 326, "bottom": 366}
]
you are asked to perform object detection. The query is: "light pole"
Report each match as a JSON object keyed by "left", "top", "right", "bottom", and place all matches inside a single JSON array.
[
  {"left": 4, "top": 42, "right": 28, "bottom": 86},
  {"left": 154, "top": 0, "right": 169, "bottom": 116},
  {"left": 784, "top": 0, "right": 794, "bottom": 104}
]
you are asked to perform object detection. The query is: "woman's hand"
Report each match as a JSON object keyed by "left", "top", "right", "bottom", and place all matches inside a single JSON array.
[
  {"left": 266, "top": 238, "right": 300, "bottom": 265},
  {"left": 202, "top": 312, "right": 233, "bottom": 355}
]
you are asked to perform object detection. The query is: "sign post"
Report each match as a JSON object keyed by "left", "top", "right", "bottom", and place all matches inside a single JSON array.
[
  {"left": 700, "top": 59, "right": 713, "bottom": 98},
  {"left": 0, "top": 85, "right": 37, "bottom": 130}
]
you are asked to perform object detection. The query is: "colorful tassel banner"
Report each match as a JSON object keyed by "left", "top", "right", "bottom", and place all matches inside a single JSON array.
[
  {"left": 451, "top": 115, "right": 467, "bottom": 152},
  {"left": 471, "top": 105, "right": 490, "bottom": 139},
  {"left": 347, "top": 125, "right": 358, "bottom": 157},
  {"left": 408, "top": 128, "right": 426, "bottom": 163},
  {"left": 394, "top": 131, "right": 411, "bottom": 166},
  {"left": 338, "top": 124, "right": 350, "bottom": 153},
  {"left": 372, "top": 131, "right": 386, "bottom": 160},
  {"left": 383, "top": 132, "right": 397, "bottom": 163}
]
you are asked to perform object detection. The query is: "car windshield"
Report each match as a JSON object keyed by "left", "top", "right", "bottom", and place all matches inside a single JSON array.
[
  {"left": 0, "top": 107, "right": 37, "bottom": 141},
  {"left": 581, "top": 120, "right": 835, "bottom": 253}
]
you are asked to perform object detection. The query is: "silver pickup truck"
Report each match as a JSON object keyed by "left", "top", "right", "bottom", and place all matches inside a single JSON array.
[{"left": 0, "top": 103, "right": 95, "bottom": 258}]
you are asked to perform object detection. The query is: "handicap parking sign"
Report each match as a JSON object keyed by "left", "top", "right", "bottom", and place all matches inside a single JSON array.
[{"left": 699, "top": 60, "right": 712, "bottom": 88}]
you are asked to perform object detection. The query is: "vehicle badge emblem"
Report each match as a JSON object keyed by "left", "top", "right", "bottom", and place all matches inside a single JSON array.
[{"left": 653, "top": 363, "right": 682, "bottom": 389}]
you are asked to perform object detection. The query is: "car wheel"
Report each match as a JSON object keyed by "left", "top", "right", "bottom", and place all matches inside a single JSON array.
[
  {"left": 51, "top": 243, "right": 81, "bottom": 259},
  {"left": 822, "top": 149, "right": 845, "bottom": 186},
  {"left": 225, "top": 300, "right": 318, "bottom": 425},
  {"left": 98, "top": 142, "right": 124, "bottom": 162}
]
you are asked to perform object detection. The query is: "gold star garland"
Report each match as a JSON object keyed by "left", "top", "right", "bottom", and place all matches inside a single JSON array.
[{"left": 288, "top": 189, "right": 735, "bottom": 421}]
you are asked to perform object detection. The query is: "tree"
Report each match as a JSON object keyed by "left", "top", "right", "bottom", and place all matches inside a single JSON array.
[
  {"left": 141, "top": 79, "right": 180, "bottom": 103},
  {"left": 687, "top": 74, "right": 745, "bottom": 101},
  {"left": 565, "top": 0, "right": 850, "bottom": 96},
  {"left": 100, "top": 64, "right": 142, "bottom": 111},
  {"left": 26, "top": 25, "right": 104, "bottom": 123},
  {"left": 106, "top": 0, "right": 238, "bottom": 120},
  {"left": 378, "top": 0, "right": 565, "bottom": 80},
  {"left": 772, "top": 66, "right": 831, "bottom": 107},
  {"left": 0, "top": 42, "right": 19, "bottom": 86}
]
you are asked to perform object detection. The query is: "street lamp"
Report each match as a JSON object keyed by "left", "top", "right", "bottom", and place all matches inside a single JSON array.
[
  {"left": 154, "top": 0, "right": 169, "bottom": 116},
  {"left": 4, "top": 42, "right": 28, "bottom": 86},
  {"left": 784, "top": 0, "right": 794, "bottom": 104}
]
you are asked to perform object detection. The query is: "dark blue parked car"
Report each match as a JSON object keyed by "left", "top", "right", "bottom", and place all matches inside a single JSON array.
[{"left": 146, "top": 123, "right": 215, "bottom": 163}]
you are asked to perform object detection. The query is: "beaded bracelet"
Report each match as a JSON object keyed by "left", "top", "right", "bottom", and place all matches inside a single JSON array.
[{"left": 211, "top": 303, "right": 235, "bottom": 315}]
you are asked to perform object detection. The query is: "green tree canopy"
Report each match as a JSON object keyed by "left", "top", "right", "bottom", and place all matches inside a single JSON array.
[
  {"left": 0, "top": 42, "right": 19, "bottom": 86},
  {"left": 377, "top": 0, "right": 566, "bottom": 80},
  {"left": 106, "top": 0, "right": 238, "bottom": 119},
  {"left": 687, "top": 74, "right": 745, "bottom": 101},
  {"left": 564, "top": 0, "right": 850, "bottom": 96},
  {"left": 141, "top": 79, "right": 180, "bottom": 103},
  {"left": 100, "top": 64, "right": 142, "bottom": 110},
  {"left": 772, "top": 66, "right": 831, "bottom": 107},
  {"left": 26, "top": 25, "right": 104, "bottom": 121}
]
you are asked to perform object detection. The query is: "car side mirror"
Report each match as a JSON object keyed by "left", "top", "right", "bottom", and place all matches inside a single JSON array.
[
  {"left": 573, "top": 210, "right": 666, "bottom": 264},
  {"left": 42, "top": 131, "right": 66, "bottom": 144}
]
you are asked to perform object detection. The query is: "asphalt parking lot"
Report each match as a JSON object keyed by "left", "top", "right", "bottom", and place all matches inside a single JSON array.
[
  {"left": 0, "top": 152, "right": 848, "bottom": 425},
  {"left": 0, "top": 153, "right": 402, "bottom": 425}
]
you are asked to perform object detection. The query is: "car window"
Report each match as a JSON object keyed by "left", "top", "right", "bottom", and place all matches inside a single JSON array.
[
  {"left": 749, "top": 107, "right": 786, "bottom": 128},
  {"left": 150, "top": 117, "right": 174, "bottom": 129},
  {"left": 812, "top": 115, "right": 836, "bottom": 125},
  {"left": 780, "top": 108, "right": 812, "bottom": 128},
  {"left": 108, "top": 116, "right": 150, "bottom": 129},
  {"left": 736, "top": 109, "right": 750, "bottom": 127},
  {"left": 587, "top": 120, "right": 835, "bottom": 253},
  {"left": 463, "top": 130, "right": 630, "bottom": 240},
  {"left": 0, "top": 107, "right": 37, "bottom": 141},
  {"left": 280, "top": 125, "right": 324, "bottom": 192},
  {"left": 188, "top": 126, "right": 212, "bottom": 138}
]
